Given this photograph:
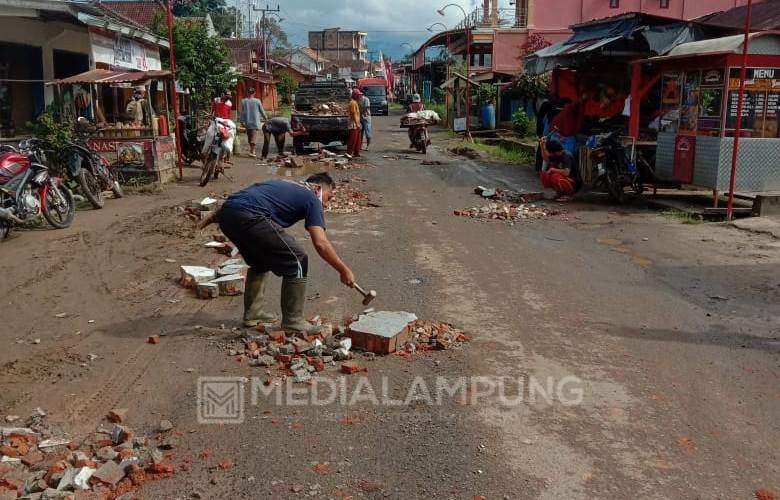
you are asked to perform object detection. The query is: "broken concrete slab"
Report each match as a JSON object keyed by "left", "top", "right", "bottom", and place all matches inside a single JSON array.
[
  {"left": 346, "top": 311, "right": 417, "bottom": 354},
  {"left": 180, "top": 266, "right": 217, "bottom": 289},
  {"left": 211, "top": 274, "right": 245, "bottom": 296},
  {"left": 90, "top": 460, "right": 124, "bottom": 487},
  {"left": 196, "top": 282, "right": 219, "bottom": 299}
]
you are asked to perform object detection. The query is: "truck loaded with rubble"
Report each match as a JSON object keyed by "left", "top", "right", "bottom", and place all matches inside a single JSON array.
[{"left": 291, "top": 80, "right": 352, "bottom": 154}]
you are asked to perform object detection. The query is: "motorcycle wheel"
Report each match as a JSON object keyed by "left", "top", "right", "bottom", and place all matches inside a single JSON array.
[
  {"left": 605, "top": 167, "right": 625, "bottom": 204},
  {"left": 42, "top": 183, "right": 76, "bottom": 229},
  {"left": 421, "top": 138, "right": 427, "bottom": 154},
  {"left": 78, "top": 169, "right": 105, "bottom": 209},
  {"left": 200, "top": 154, "right": 217, "bottom": 187},
  {"left": 111, "top": 179, "right": 124, "bottom": 199}
]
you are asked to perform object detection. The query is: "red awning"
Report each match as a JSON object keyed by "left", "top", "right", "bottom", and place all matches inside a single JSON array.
[{"left": 48, "top": 69, "right": 172, "bottom": 85}]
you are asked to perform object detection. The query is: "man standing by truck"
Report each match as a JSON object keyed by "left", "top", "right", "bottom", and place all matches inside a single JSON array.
[
  {"left": 358, "top": 92, "right": 372, "bottom": 151},
  {"left": 347, "top": 89, "right": 363, "bottom": 157}
]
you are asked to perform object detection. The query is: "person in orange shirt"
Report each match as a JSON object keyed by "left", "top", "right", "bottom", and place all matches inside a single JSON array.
[{"left": 346, "top": 89, "right": 363, "bottom": 157}]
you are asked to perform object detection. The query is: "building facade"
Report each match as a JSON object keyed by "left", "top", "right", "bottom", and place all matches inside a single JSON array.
[
  {"left": 0, "top": 0, "right": 168, "bottom": 137},
  {"left": 308, "top": 29, "right": 368, "bottom": 65}
]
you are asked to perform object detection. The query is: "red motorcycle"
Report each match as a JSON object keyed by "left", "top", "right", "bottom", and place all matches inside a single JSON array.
[{"left": 0, "top": 139, "right": 76, "bottom": 240}]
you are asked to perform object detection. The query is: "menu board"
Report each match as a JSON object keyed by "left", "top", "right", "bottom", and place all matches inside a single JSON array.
[{"left": 726, "top": 67, "right": 780, "bottom": 137}]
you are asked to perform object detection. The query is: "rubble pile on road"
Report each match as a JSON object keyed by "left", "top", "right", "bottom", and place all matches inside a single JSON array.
[
  {"left": 475, "top": 186, "right": 545, "bottom": 204},
  {"left": 453, "top": 186, "right": 564, "bottom": 222},
  {"left": 454, "top": 202, "right": 561, "bottom": 222},
  {"left": 398, "top": 319, "right": 471, "bottom": 355},
  {"left": 327, "top": 179, "right": 379, "bottom": 214},
  {"left": 0, "top": 410, "right": 177, "bottom": 499},
  {"left": 260, "top": 150, "right": 368, "bottom": 171},
  {"left": 219, "top": 311, "right": 470, "bottom": 379}
]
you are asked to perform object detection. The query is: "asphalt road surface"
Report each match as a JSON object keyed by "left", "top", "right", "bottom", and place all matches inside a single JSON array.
[{"left": 1, "top": 111, "right": 778, "bottom": 499}]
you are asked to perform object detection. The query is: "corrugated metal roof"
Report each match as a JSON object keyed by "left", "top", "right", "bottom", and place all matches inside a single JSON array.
[
  {"left": 48, "top": 69, "right": 171, "bottom": 85},
  {"left": 647, "top": 31, "right": 780, "bottom": 61},
  {"left": 697, "top": 0, "right": 780, "bottom": 31}
]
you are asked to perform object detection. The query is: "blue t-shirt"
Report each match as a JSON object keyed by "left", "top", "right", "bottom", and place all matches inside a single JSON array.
[{"left": 223, "top": 180, "right": 326, "bottom": 229}]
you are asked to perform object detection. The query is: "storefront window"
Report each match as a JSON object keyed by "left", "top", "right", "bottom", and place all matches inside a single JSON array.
[
  {"left": 657, "top": 72, "right": 682, "bottom": 133},
  {"left": 679, "top": 71, "right": 700, "bottom": 133}
]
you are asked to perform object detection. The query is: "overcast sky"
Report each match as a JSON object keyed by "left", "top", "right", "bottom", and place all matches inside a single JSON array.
[{"left": 231, "top": 0, "right": 515, "bottom": 60}]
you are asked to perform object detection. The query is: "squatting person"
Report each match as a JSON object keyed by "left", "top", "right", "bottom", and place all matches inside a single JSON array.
[
  {"left": 261, "top": 117, "right": 306, "bottom": 159},
  {"left": 217, "top": 173, "right": 355, "bottom": 333},
  {"left": 539, "top": 138, "right": 580, "bottom": 200}
]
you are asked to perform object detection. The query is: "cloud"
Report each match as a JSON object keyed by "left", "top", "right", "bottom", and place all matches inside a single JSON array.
[{"left": 233, "top": 0, "right": 515, "bottom": 60}]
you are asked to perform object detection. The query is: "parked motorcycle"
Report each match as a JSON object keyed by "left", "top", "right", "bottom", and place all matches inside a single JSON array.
[
  {"left": 0, "top": 140, "right": 76, "bottom": 240},
  {"left": 586, "top": 130, "right": 642, "bottom": 204},
  {"left": 178, "top": 115, "right": 206, "bottom": 165},
  {"left": 199, "top": 117, "right": 236, "bottom": 187},
  {"left": 59, "top": 140, "right": 124, "bottom": 209}
]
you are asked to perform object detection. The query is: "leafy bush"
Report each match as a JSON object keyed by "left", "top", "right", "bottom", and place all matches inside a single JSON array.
[
  {"left": 475, "top": 84, "right": 497, "bottom": 106},
  {"left": 511, "top": 109, "right": 534, "bottom": 137},
  {"left": 27, "top": 111, "right": 74, "bottom": 149},
  {"left": 432, "top": 87, "right": 446, "bottom": 104},
  {"left": 515, "top": 73, "right": 550, "bottom": 99},
  {"left": 275, "top": 72, "right": 299, "bottom": 105}
]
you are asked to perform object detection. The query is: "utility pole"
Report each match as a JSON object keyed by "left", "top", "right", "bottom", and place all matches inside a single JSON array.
[
  {"left": 164, "top": 0, "right": 183, "bottom": 179},
  {"left": 253, "top": 4, "right": 280, "bottom": 74}
]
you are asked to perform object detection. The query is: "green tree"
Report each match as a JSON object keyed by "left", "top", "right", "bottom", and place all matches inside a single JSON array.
[
  {"left": 158, "top": 19, "right": 237, "bottom": 113},
  {"left": 274, "top": 71, "right": 298, "bottom": 105}
]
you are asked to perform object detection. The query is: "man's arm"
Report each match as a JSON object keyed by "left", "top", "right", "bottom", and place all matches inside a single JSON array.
[
  {"left": 307, "top": 226, "right": 354, "bottom": 286},
  {"left": 258, "top": 101, "right": 268, "bottom": 121}
]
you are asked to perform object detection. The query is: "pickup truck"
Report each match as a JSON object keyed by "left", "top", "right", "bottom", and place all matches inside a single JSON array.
[{"left": 292, "top": 80, "right": 351, "bottom": 154}]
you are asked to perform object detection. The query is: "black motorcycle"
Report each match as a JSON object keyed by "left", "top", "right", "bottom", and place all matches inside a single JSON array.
[
  {"left": 178, "top": 115, "right": 206, "bottom": 165},
  {"left": 59, "top": 140, "right": 124, "bottom": 209},
  {"left": 586, "top": 130, "right": 643, "bottom": 204}
]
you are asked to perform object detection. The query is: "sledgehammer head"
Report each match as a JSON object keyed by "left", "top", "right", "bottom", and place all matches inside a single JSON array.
[{"left": 362, "top": 289, "right": 377, "bottom": 306}]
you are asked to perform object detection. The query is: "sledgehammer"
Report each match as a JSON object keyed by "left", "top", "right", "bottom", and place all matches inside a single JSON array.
[{"left": 353, "top": 283, "right": 377, "bottom": 306}]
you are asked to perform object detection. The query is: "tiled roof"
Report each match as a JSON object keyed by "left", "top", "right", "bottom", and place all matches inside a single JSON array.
[
  {"left": 298, "top": 47, "right": 330, "bottom": 63},
  {"left": 93, "top": 0, "right": 164, "bottom": 31}
]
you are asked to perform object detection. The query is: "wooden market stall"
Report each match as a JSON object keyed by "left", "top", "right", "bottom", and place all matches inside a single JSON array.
[
  {"left": 50, "top": 69, "right": 177, "bottom": 182},
  {"left": 637, "top": 32, "right": 780, "bottom": 198}
]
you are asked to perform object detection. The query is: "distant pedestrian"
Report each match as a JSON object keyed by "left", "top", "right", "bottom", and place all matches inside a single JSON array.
[
  {"left": 347, "top": 89, "right": 363, "bottom": 157},
  {"left": 261, "top": 117, "right": 307, "bottom": 159},
  {"left": 240, "top": 87, "right": 268, "bottom": 158},
  {"left": 358, "top": 92, "right": 372, "bottom": 151}
]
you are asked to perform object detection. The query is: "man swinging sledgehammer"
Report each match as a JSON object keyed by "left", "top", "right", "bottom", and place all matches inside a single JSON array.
[{"left": 216, "top": 173, "right": 355, "bottom": 334}]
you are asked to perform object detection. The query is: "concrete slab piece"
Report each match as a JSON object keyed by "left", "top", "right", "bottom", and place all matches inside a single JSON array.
[
  {"left": 346, "top": 311, "right": 417, "bottom": 354},
  {"left": 349, "top": 311, "right": 418, "bottom": 338}
]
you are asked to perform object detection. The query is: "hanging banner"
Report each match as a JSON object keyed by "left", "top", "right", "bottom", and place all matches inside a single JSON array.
[{"left": 89, "top": 28, "right": 162, "bottom": 71}]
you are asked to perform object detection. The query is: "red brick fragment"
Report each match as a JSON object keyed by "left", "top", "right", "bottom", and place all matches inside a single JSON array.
[
  {"left": 147, "top": 335, "right": 161, "bottom": 344},
  {"left": 107, "top": 408, "right": 128, "bottom": 423},
  {"left": 313, "top": 463, "right": 330, "bottom": 475},
  {"left": 21, "top": 450, "right": 44, "bottom": 466},
  {"left": 217, "top": 460, "right": 233, "bottom": 470},
  {"left": 269, "top": 331, "right": 286, "bottom": 343},
  {"left": 341, "top": 361, "right": 367, "bottom": 374}
]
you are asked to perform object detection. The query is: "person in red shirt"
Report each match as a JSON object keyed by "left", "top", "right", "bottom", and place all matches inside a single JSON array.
[{"left": 211, "top": 90, "right": 233, "bottom": 120}]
